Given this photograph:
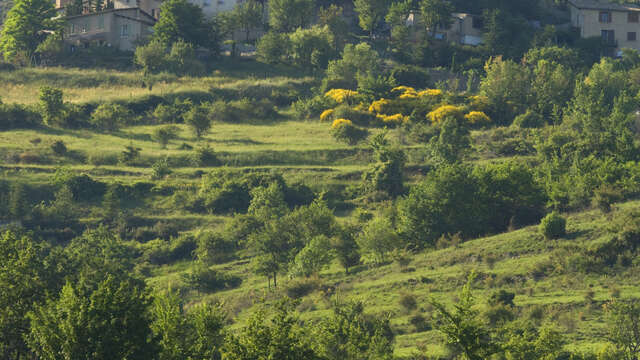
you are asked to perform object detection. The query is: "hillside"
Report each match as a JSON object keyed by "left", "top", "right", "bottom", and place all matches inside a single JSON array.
[{"left": 3, "top": 0, "right": 640, "bottom": 357}]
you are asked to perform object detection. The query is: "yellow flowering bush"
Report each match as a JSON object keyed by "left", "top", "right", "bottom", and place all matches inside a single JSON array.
[
  {"left": 325, "top": 89, "right": 358, "bottom": 104},
  {"left": 398, "top": 92, "right": 418, "bottom": 99},
  {"left": 464, "top": 111, "right": 491, "bottom": 125},
  {"left": 354, "top": 103, "right": 369, "bottom": 112},
  {"left": 418, "top": 89, "right": 443, "bottom": 97},
  {"left": 381, "top": 113, "right": 409, "bottom": 126},
  {"left": 369, "top": 99, "right": 391, "bottom": 114},
  {"left": 320, "top": 109, "right": 335, "bottom": 121},
  {"left": 467, "top": 95, "right": 490, "bottom": 112},
  {"left": 391, "top": 85, "right": 418, "bottom": 99},
  {"left": 427, "top": 105, "right": 464, "bottom": 124},
  {"left": 331, "top": 118, "right": 353, "bottom": 129}
]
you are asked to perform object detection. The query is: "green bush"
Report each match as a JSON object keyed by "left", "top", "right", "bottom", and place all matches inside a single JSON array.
[
  {"left": 191, "top": 144, "right": 220, "bottom": 166},
  {"left": 151, "top": 158, "right": 172, "bottom": 179},
  {"left": 182, "top": 263, "right": 242, "bottom": 292},
  {"left": 513, "top": 110, "right": 545, "bottom": 128},
  {"left": 194, "top": 230, "right": 236, "bottom": 264},
  {"left": 0, "top": 103, "right": 41, "bottom": 130},
  {"left": 151, "top": 125, "right": 180, "bottom": 148},
  {"left": 540, "top": 212, "right": 567, "bottom": 240},
  {"left": 332, "top": 105, "right": 376, "bottom": 126},
  {"left": 90, "top": 103, "right": 133, "bottom": 131},
  {"left": 331, "top": 121, "right": 369, "bottom": 145},
  {"left": 390, "top": 65, "right": 431, "bottom": 89},
  {"left": 284, "top": 277, "right": 320, "bottom": 299},
  {"left": 292, "top": 95, "right": 336, "bottom": 120},
  {"left": 289, "top": 25, "right": 335, "bottom": 69},
  {"left": 50, "top": 140, "right": 67, "bottom": 155},
  {"left": 184, "top": 105, "right": 211, "bottom": 138},
  {"left": 256, "top": 32, "right": 290, "bottom": 64}
]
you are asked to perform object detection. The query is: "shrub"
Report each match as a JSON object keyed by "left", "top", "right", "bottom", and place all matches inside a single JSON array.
[
  {"left": 90, "top": 103, "right": 132, "bottom": 131},
  {"left": 331, "top": 119, "right": 369, "bottom": 145},
  {"left": 184, "top": 105, "right": 212, "bottom": 138},
  {"left": 151, "top": 158, "right": 172, "bottom": 179},
  {"left": 399, "top": 292, "right": 417, "bottom": 312},
  {"left": 194, "top": 231, "right": 236, "bottom": 264},
  {"left": 167, "top": 40, "right": 204, "bottom": 75},
  {"left": 356, "top": 217, "right": 402, "bottom": 264},
  {"left": 319, "top": 108, "right": 334, "bottom": 121},
  {"left": 332, "top": 104, "right": 376, "bottom": 126},
  {"left": 182, "top": 263, "right": 242, "bottom": 292},
  {"left": 50, "top": 140, "right": 67, "bottom": 155},
  {"left": 409, "top": 314, "right": 432, "bottom": 332},
  {"left": 379, "top": 113, "right": 408, "bottom": 127},
  {"left": 289, "top": 25, "right": 335, "bottom": 69},
  {"left": 191, "top": 144, "right": 220, "bottom": 166},
  {"left": 152, "top": 98, "right": 193, "bottom": 123},
  {"left": 0, "top": 103, "right": 42, "bottom": 130},
  {"left": 134, "top": 39, "right": 168, "bottom": 74},
  {"left": 119, "top": 144, "right": 142, "bottom": 164},
  {"left": 540, "top": 212, "right": 567, "bottom": 240},
  {"left": 54, "top": 172, "right": 107, "bottom": 201},
  {"left": 489, "top": 290, "right": 515, "bottom": 306},
  {"left": 292, "top": 95, "right": 336, "bottom": 120},
  {"left": 390, "top": 65, "right": 430, "bottom": 89},
  {"left": 256, "top": 32, "right": 290, "bottom": 64},
  {"left": 427, "top": 105, "right": 464, "bottom": 124},
  {"left": 285, "top": 278, "right": 320, "bottom": 299},
  {"left": 464, "top": 111, "right": 491, "bottom": 126},
  {"left": 513, "top": 110, "right": 544, "bottom": 128},
  {"left": 38, "top": 86, "right": 65, "bottom": 126},
  {"left": 325, "top": 89, "right": 359, "bottom": 104},
  {"left": 151, "top": 125, "right": 180, "bottom": 148}
]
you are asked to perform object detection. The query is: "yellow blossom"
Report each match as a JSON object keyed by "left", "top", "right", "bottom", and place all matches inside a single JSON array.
[
  {"left": 418, "top": 89, "right": 443, "bottom": 97},
  {"left": 381, "top": 113, "right": 409, "bottom": 125},
  {"left": 464, "top": 111, "right": 491, "bottom": 125},
  {"left": 325, "top": 89, "right": 358, "bottom": 104},
  {"left": 369, "top": 99, "right": 391, "bottom": 114},
  {"left": 320, "top": 109, "right": 334, "bottom": 121},
  {"left": 331, "top": 118, "right": 353, "bottom": 129},
  {"left": 427, "top": 105, "right": 464, "bottom": 124}
]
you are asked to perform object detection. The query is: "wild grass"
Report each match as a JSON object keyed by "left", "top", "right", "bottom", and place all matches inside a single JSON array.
[
  {"left": 0, "top": 63, "right": 315, "bottom": 104},
  {"left": 145, "top": 200, "right": 640, "bottom": 358}
]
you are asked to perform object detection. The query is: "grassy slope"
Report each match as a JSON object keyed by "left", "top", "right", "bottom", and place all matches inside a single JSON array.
[
  {"left": 1, "top": 66, "right": 636, "bottom": 358},
  {"left": 147, "top": 200, "right": 640, "bottom": 358}
]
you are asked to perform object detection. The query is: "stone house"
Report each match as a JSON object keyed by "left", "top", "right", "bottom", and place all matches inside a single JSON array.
[
  {"left": 57, "top": 0, "right": 160, "bottom": 51},
  {"left": 568, "top": 0, "right": 640, "bottom": 56}
]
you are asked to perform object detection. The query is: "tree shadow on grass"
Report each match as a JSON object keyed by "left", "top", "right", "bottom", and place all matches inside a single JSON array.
[{"left": 564, "top": 229, "right": 591, "bottom": 241}]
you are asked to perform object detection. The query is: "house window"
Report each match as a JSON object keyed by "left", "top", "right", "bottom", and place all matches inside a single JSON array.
[
  {"left": 121, "top": 23, "right": 129, "bottom": 37},
  {"left": 599, "top": 11, "right": 612, "bottom": 23},
  {"left": 629, "top": 32, "right": 637, "bottom": 41},
  {"left": 601, "top": 29, "right": 615, "bottom": 44},
  {"left": 70, "top": 23, "right": 75, "bottom": 33},
  {"left": 97, "top": 16, "right": 104, "bottom": 29},
  {"left": 81, "top": 22, "right": 87, "bottom": 33},
  {"left": 629, "top": 12, "right": 639, "bottom": 23},
  {"left": 151, "top": 8, "right": 154, "bottom": 17}
]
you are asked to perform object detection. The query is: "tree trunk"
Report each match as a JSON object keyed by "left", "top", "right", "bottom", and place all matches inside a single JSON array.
[{"left": 273, "top": 272, "right": 277, "bottom": 288}]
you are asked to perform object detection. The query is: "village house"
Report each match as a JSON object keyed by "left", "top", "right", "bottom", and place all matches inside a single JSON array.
[
  {"left": 57, "top": 0, "right": 160, "bottom": 51},
  {"left": 568, "top": 0, "right": 640, "bottom": 56},
  {"left": 407, "top": 12, "right": 484, "bottom": 46}
]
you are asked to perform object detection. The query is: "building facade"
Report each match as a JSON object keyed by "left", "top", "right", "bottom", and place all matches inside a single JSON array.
[
  {"left": 568, "top": 0, "right": 640, "bottom": 55},
  {"left": 406, "top": 12, "right": 484, "bottom": 46},
  {"left": 57, "top": 0, "right": 160, "bottom": 51}
]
